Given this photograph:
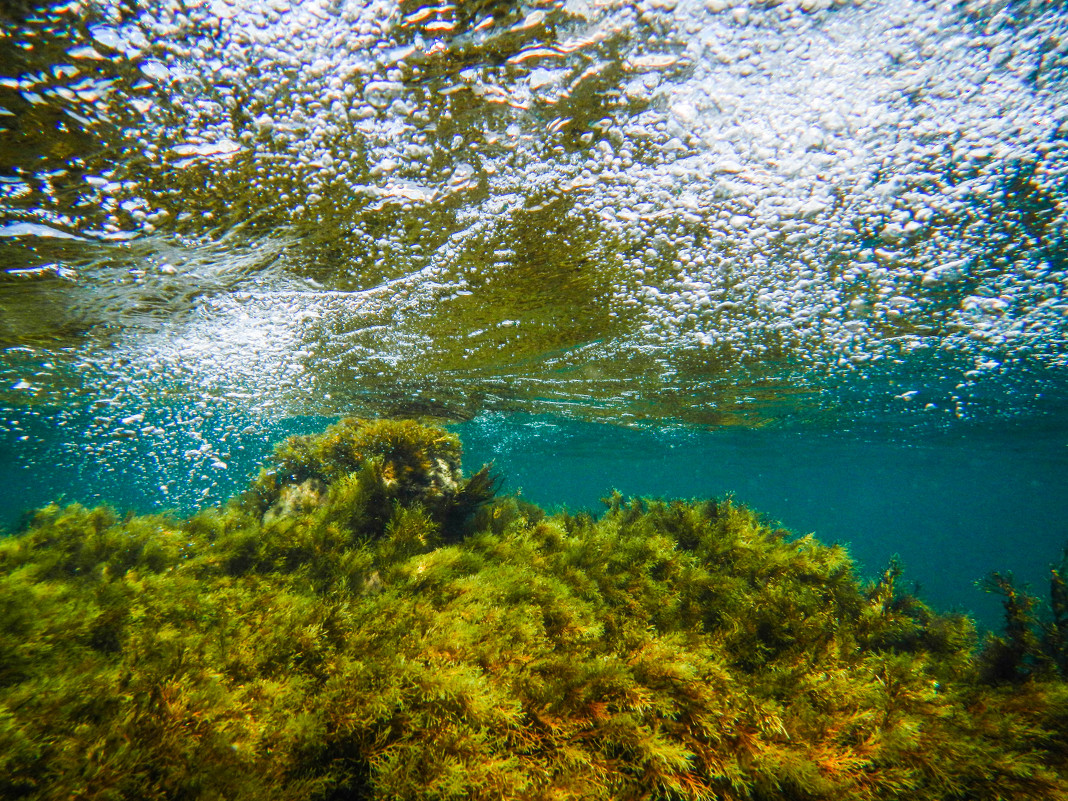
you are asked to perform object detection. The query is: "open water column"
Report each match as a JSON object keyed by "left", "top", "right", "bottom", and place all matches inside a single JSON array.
[{"left": 1, "top": 0, "right": 1068, "bottom": 797}]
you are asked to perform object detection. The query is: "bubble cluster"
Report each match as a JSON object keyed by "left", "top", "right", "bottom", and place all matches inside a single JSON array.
[{"left": 0, "top": 0, "right": 1066, "bottom": 444}]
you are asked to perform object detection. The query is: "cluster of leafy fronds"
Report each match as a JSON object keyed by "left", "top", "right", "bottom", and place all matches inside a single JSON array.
[
  {"left": 245, "top": 417, "right": 497, "bottom": 539},
  {"left": 977, "top": 550, "right": 1068, "bottom": 685},
  {"left": 2, "top": 417, "right": 1068, "bottom": 800}
]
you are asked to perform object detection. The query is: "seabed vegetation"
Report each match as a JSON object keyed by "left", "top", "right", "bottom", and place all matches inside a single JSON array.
[{"left": 1, "top": 417, "right": 1067, "bottom": 801}]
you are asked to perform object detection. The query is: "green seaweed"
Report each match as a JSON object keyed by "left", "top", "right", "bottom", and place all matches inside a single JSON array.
[{"left": 1, "top": 417, "right": 1067, "bottom": 800}]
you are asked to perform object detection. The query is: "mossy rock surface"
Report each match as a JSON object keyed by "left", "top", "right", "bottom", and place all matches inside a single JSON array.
[{"left": 1, "top": 417, "right": 1067, "bottom": 800}]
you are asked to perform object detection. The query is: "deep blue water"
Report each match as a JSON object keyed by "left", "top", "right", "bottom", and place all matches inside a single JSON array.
[{"left": 3, "top": 407, "right": 1066, "bottom": 630}]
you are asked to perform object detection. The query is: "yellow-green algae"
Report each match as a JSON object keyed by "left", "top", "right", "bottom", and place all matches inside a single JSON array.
[{"left": 1, "top": 418, "right": 1067, "bottom": 801}]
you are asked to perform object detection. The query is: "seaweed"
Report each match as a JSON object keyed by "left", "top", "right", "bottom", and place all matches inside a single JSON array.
[
  {"left": 976, "top": 548, "right": 1068, "bottom": 686},
  {"left": 1050, "top": 549, "right": 1068, "bottom": 678},
  {"left": 1, "top": 417, "right": 1067, "bottom": 800}
]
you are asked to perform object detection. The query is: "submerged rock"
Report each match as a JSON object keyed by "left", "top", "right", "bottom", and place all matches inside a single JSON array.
[
  {"left": 263, "top": 477, "right": 327, "bottom": 524},
  {"left": 250, "top": 417, "right": 496, "bottom": 537},
  {"left": 252, "top": 417, "right": 464, "bottom": 508},
  {"left": 0, "top": 419, "right": 1067, "bottom": 801}
]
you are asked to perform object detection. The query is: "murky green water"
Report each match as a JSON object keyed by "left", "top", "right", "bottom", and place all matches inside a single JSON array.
[{"left": 1, "top": 0, "right": 1067, "bottom": 620}]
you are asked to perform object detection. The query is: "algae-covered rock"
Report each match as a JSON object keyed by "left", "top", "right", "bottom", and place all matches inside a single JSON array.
[
  {"left": 249, "top": 417, "right": 496, "bottom": 537},
  {"left": 1, "top": 418, "right": 1067, "bottom": 801},
  {"left": 255, "top": 417, "right": 463, "bottom": 498}
]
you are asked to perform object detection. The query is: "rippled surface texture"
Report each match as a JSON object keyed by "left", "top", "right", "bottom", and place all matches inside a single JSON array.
[
  {"left": 3, "top": 0, "right": 1066, "bottom": 416},
  {"left": 1, "top": 0, "right": 1067, "bottom": 514}
]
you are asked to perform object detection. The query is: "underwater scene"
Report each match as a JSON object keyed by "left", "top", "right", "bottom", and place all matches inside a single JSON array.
[{"left": 2, "top": 0, "right": 1068, "bottom": 797}]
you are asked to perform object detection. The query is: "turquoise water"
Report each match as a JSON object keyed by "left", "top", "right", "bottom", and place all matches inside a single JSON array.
[
  {"left": 3, "top": 403, "right": 1066, "bottom": 628},
  {"left": 461, "top": 415, "right": 1068, "bottom": 627}
]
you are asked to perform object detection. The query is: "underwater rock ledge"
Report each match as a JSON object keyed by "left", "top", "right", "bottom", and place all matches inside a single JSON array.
[{"left": 1, "top": 417, "right": 1067, "bottom": 801}]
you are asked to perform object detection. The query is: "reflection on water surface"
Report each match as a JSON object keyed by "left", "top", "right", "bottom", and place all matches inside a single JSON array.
[{"left": 1, "top": 0, "right": 1065, "bottom": 426}]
